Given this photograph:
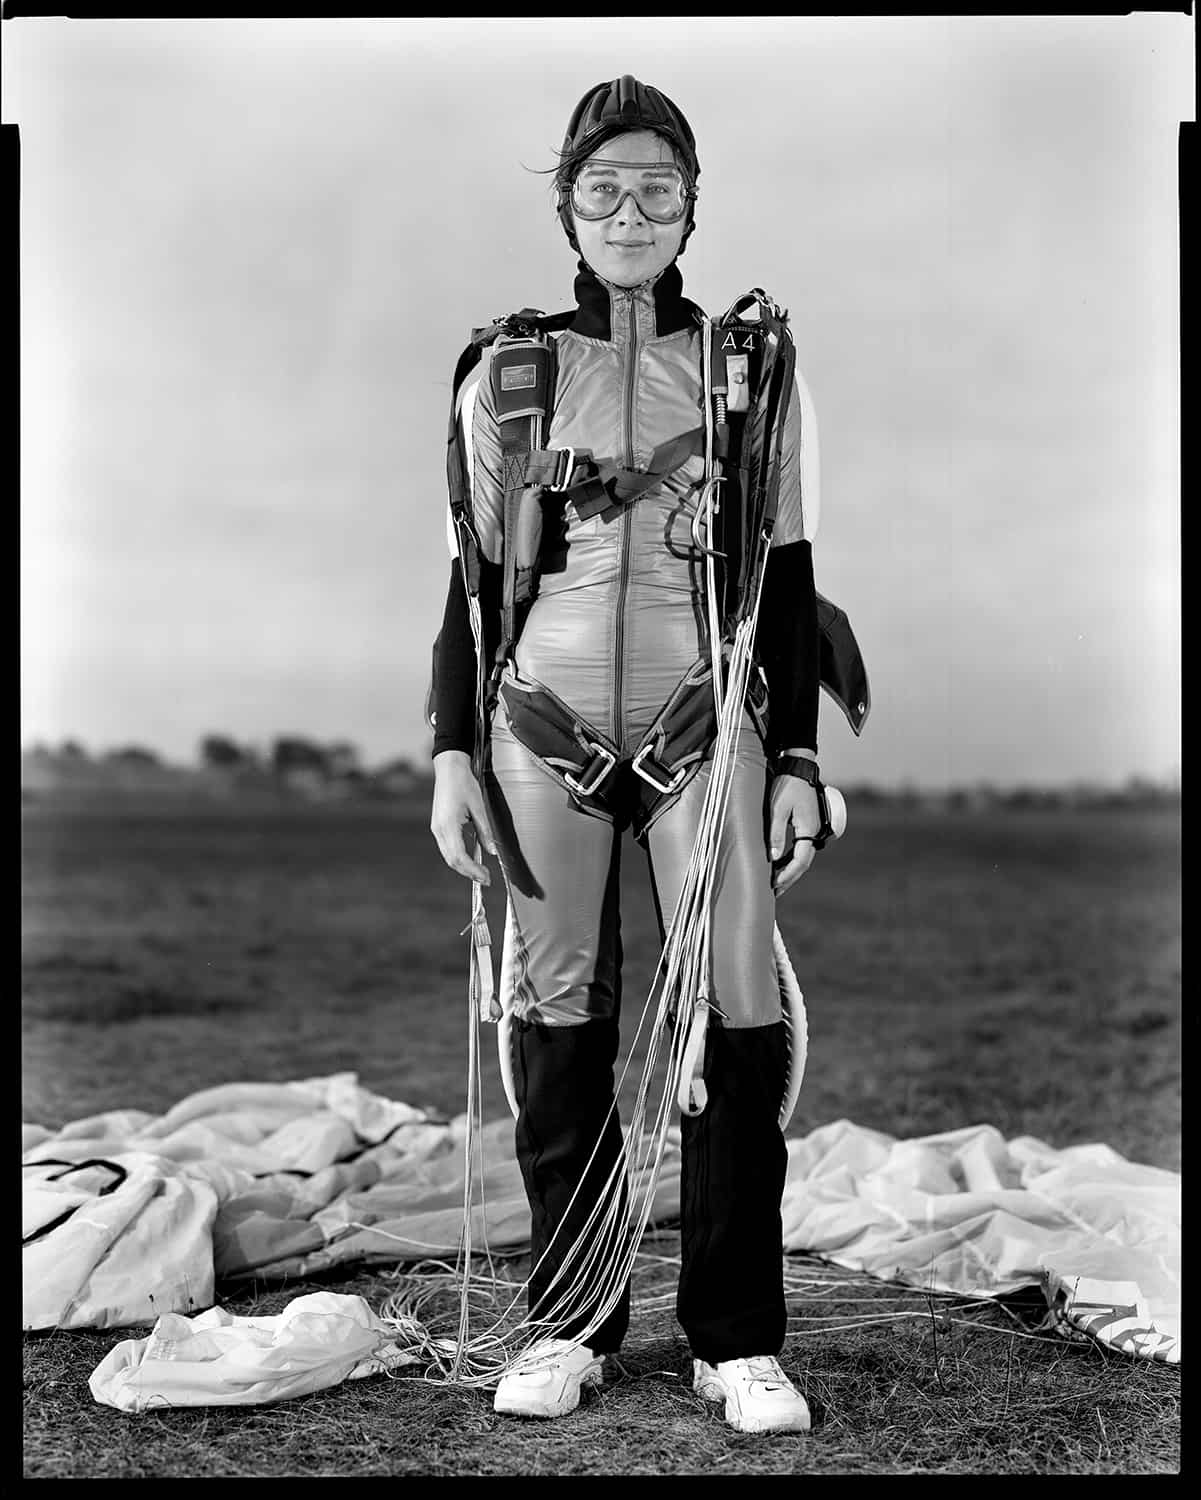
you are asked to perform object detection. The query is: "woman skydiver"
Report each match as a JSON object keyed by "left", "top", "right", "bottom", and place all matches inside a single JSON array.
[{"left": 430, "top": 75, "right": 825, "bottom": 1434}]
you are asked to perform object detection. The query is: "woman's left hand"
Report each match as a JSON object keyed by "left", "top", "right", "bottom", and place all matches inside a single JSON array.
[{"left": 768, "top": 776, "right": 821, "bottom": 896}]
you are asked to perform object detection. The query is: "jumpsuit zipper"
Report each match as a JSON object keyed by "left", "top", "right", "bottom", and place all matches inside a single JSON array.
[{"left": 612, "top": 292, "right": 639, "bottom": 747}]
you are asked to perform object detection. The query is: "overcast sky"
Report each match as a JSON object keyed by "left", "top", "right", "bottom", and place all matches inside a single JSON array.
[{"left": 8, "top": 15, "right": 1190, "bottom": 788}]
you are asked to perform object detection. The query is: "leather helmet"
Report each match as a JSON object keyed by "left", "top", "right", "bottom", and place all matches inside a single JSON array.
[{"left": 554, "top": 75, "right": 699, "bottom": 254}]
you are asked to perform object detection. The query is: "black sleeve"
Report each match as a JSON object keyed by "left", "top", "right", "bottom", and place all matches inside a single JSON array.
[
  {"left": 431, "top": 559, "right": 502, "bottom": 758},
  {"left": 755, "top": 539, "right": 820, "bottom": 757}
]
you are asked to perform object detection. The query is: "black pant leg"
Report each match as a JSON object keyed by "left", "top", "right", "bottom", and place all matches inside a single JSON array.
[
  {"left": 514, "top": 1015, "right": 631, "bottom": 1353},
  {"left": 676, "top": 1020, "right": 789, "bottom": 1364}
]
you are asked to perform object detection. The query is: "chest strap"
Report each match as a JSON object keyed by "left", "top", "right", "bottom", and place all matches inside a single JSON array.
[{"left": 520, "top": 426, "right": 706, "bottom": 523}]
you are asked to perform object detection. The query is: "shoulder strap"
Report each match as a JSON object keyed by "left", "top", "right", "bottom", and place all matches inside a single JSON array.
[
  {"left": 444, "top": 307, "right": 573, "bottom": 599},
  {"left": 442, "top": 307, "right": 573, "bottom": 721},
  {"left": 490, "top": 333, "right": 557, "bottom": 662},
  {"left": 707, "top": 289, "right": 797, "bottom": 627}
]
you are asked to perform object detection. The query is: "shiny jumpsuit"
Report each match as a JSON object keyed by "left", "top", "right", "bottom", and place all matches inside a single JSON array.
[{"left": 442, "top": 262, "right": 817, "bottom": 1363}]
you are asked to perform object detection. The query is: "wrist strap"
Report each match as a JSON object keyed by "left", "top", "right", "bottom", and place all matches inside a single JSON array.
[
  {"left": 773, "top": 753, "right": 820, "bottom": 785},
  {"left": 773, "top": 758, "right": 835, "bottom": 851}
]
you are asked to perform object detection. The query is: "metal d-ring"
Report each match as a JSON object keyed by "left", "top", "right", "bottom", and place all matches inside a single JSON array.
[{"left": 690, "top": 478, "right": 727, "bottom": 560}]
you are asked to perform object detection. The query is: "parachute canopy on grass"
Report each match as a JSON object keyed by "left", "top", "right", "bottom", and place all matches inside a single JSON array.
[{"left": 23, "top": 1073, "right": 1179, "bottom": 1369}]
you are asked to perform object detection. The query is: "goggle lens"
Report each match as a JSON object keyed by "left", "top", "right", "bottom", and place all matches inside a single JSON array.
[{"left": 570, "top": 162, "right": 690, "bottom": 224}]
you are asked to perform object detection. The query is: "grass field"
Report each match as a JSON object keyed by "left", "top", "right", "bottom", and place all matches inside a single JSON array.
[{"left": 21, "top": 795, "right": 1181, "bottom": 1475}]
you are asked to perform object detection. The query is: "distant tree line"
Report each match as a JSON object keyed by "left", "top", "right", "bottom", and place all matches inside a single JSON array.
[
  {"left": 23, "top": 740, "right": 1181, "bottom": 809},
  {"left": 200, "top": 735, "right": 366, "bottom": 776},
  {"left": 26, "top": 736, "right": 422, "bottom": 783},
  {"left": 31, "top": 739, "right": 165, "bottom": 767},
  {"left": 840, "top": 779, "right": 1181, "bottom": 811},
  {"left": 198, "top": 735, "right": 420, "bottom": 785}
]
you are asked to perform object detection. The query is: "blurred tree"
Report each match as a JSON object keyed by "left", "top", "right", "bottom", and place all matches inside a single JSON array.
[
  {"left": 105, "top": 746, "right": 161, "bottom": 766},
  {"left": 373, "top": 756, "right": 421, "bottom": 798},
  {"left": 271, "top": 737, "right": 330, "bottom": 776},
  {"left": 325, "top": 741, "right": 362, "bottom": 778},
  {"left": 58, "top": 739, "right": 89, "bottom": 761},
  {"left": 200, "top": 735, "right": 247, "bottom": 769},
  {"left": 1124, "top": 775, "right": 1176, "bottom": 807},
  {"left": 844, "top": 781, "right": 886, "bottom": 806}
]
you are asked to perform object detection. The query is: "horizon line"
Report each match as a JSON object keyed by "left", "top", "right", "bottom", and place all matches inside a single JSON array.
[{"left": 19, "top": 738, "right": 1182, "bottom": 797}]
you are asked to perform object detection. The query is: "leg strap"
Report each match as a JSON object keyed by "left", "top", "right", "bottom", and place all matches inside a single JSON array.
[
  {"left": 629, "top": 656, "right": 717, "bottom": 796},
  {"left": 630, "top": 657, "right": 770, "bottom": 841},
  {"left": 498, "top": 677, "right": 624, "bottom": 814},
  {"left": 498, "top": 657, "right": 771, "bottom": 833}
]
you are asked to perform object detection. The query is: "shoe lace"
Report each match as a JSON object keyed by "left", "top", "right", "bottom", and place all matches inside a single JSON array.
[
  {"left": 744, "top": 1355, "right": 789, "bottom": 1385},
  {"left": 514, "top": 1337, "right": 579, "bottom": 1372}
]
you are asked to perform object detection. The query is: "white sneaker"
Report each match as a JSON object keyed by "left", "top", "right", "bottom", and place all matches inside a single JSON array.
[
  {"left": 493, "top": 1338, "right": 604, "bottom": 1419},
  {"left": 693, "top": 1354, "right": 812, "bottom": 1434}
]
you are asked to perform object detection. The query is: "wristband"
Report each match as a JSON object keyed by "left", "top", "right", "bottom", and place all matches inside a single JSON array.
[{"left": 773, "top": 754, "right": 820, "bottom": 785}]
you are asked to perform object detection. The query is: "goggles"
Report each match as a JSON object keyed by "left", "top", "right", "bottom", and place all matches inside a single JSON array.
[{"left": 569, "top": 158, "right": 693, "bottom": 224}]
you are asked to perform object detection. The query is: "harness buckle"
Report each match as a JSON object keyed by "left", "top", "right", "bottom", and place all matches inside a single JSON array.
[
  {"left": 631, "top": 740, "right": 691, "bottom": 795},
  {"left": 563, "top": 740, "right": 617, "bottom": 798},
  {"left": 546, "top": 447, "right": 577, "bottom": 493}
]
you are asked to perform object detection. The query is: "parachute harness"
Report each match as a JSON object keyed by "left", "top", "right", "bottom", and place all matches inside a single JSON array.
[{"left": 382, "top": 292, "right": 809, "bottom": 1385}]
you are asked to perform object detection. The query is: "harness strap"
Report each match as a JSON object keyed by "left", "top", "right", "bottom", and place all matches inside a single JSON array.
[
  {"left": 498, "top": 678, "right": 622, "bottom": 808},
  {"left": 629, "top": 656, "right": 718, "bottom": 794},
  {"left": 499, "top": 425, "right": 537, "bottom": 662},
  {"left": 491, "top": 336, "right": 560, "bottom": 674},
  {"left": 521, "top": 447, "right": 579, "bottom": 491},
  {"left": 446, "top": 344, "right": 486, "bottom": 596},
  {"left": 445, "top": 307, "right": 574, "bottom": 606},
  {"left": 498, "top": 653, "right": 771, "bottom": 826},
  {"left": 706, "top": 290, "right": 797, "bottom": 630},
  {"left": 520, "top": 425, "right": 706, "bottom": 523}
]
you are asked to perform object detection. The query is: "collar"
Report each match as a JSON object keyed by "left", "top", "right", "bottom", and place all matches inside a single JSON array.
[{"left": 569, "top": 260, "right": 699, "bottom": 341}]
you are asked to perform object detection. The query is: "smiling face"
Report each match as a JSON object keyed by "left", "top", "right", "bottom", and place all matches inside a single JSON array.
[{"left": 569, "top": 129, "right": 690, "bottom": 287}]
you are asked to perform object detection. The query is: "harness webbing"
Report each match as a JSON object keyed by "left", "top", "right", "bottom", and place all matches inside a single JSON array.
[
  {"left": 710, "top": 291, "right": 797, "bottom": 633},
  {"left": 444, "top": 307, "right": 574, "bottom": 609},
  {"left": 521, "top": 425, "right": 707, "bottom": 523},
  {"left": 499, "top": 420, "right": 543, "bottom": 671},
  {"left": 497, "top": 647, "right": 770, "bottom": 837}
]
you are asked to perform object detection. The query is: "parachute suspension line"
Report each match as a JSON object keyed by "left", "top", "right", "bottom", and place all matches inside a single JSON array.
[
  {"left": 451, "top": 579, "right": 490, "bottom": 1381},
  {"left": 451, "top": 919, "right": 484, "bottom": 1382},
  {"left": 432, "top": 896, "right": 699, "bottom": 1374},
  {"left": 446, "top": 546, "right": 521, "bottom": 1374},
  {"left": 668, "top": 307, "right": 780, "bottom": 1120},
  {"left": 671, "top": 319, "right": 735, "bottom": 1118},
  {"left": 700, "top": 312, "right": 716, "bottom": 493},
  {"left": 695, "top": 314, "right": 723, "bottom": 1072}
]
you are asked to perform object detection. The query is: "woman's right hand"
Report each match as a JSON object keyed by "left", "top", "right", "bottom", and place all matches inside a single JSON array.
[{"left": 430, "top": 750, "right": 498, "bottom": 885}]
